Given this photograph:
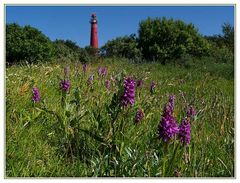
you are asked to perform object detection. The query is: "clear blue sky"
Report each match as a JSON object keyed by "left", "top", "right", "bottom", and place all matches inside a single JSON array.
[{"left": 6, "top": 6, "right": 234, "bottom": 48}]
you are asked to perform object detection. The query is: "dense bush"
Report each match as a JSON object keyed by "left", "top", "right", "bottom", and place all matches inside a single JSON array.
[
  {"left": 53, "top": 39, "right": 82, "bottom": 62},
  {"left": 6, "top": 23, "right": 55, "bottom": 64},
  {"left": 222, "top": 23, "right": 234, "bottom": 54},
  {"left": 84, "top": 46, "right": 99, "bottom": 56},
  {"left": 205, "top": 23, "right": 234, "bottom": 65},
  {"left": 210, "top": 45, "right": 234, "bottom": 64},
  {"left": 101, "top": 34, "right": 142, "bottom": 62},
  {"left": 7, "top": 20, "right": 234, "bottom": 67},
  {"left": 6, "top": 24, "right": 96, "bottom": 65},
  {"left": 138, "top": 17, "right": 210, "bottom": 64},
  {"left": 53, "top": 40, "right": 99, "bottom": 63}
]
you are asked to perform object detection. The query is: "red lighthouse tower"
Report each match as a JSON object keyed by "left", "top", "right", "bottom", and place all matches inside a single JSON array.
[{"left": 90, "top": 13, "right": 98, "bottom": 49}]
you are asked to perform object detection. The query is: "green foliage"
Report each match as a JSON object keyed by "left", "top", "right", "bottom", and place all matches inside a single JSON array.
[
  {"left": 170, "top": 54, "right": 233, "bottom": 80},
  {"left": 101, "top": 34, "right": 143, "bottom": 62},
  {"left": 6, "top": 23, "right": 55, "bottom": 64},
  {"left": 6, "top": 24, "right": 97, "bottom": 65},
  {"left": 53, "top": 39, "right": 80, "bottom": 62},
  {"left": 82, "top": 46, "right": 100, "bottom": 63},
  {"left": 222, "top": 23, "right": 234, "bottom": 53},
  {"left": 205, "top": 23, "right": 234, "bottom": 54},
  {"left": 84, "top": 46, "right": 99, "bottom": 56},
  {"left": 78, "top": 48, "right": 92, "bottom": 63},
  {"left": 138, "top": 17, "right": 210, "bottom": 64},
  {"left": 53, "top": 40, "right": 99, "bottom": 64},
  {"left": 203, "top": 23, "right": 234, "bottom": 65},
  {"left": 204, "top": 35, "right": 224, "bottom": 47},
  {"left": 210, "top": 46, "right": 234, "bottom": 64}
]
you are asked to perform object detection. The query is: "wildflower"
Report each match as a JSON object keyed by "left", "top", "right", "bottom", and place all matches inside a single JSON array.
[
  {"left": 101, "top": 67, "right": 107, "bottom": 77},
  {"left": 169, "top": 95, "right": 176, "bottom": 108},
  {"left": 105, "top": 80, "right": 110, "bottom": 89},
  {"left": 150, "top": 81, "right": 156, "bottom": 94},
  {"left": 187, "top": 105, "right": 196, "bottom": 118},
  {"left": 165, "top": 94, "right": 176, "bottom": 115},
  {"left": 135, "top": 108, "right": 144, "bottom": 123},
  {"left": 98, "top": 67, "right": 101, "bottom": 76},
  {"left": 158, "top": 115, "right": 179, "bottom": 142},
  {"left": 178, "top": 118, "right": 191, "bottom": 145},
  {"left": 121, "top": 77, "right": 135, "bottom": 107},
  {"left": 158, "top": 96, "right": 179, "bottom": 142},
  {"left": 88, "top": 74, "right": 93, "bottom": 85},
  {"left": 98, "top": 67, "right": 107, "bottom": 77},
  {"left": 64, "top": 66, "right": 70, "bottom": 77},
  {"left": 136, "top": 79, "right": 143, "bottom": 87},
  {"left": 83, "top": 63, "right": 87, "bottom": 73},
  {"left": 60, "top": 79, "right": 70, "bottom": 91},
  {"left": 163, "top": 103, "right": 174, "bottom": 116},
  {"left": 32, "top": 87, "right": 40, "bottom": 102}
]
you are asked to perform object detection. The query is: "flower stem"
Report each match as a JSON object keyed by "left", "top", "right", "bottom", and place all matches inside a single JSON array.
[{"left": 162, "top": 143, "right": 169, "bottom": 177}]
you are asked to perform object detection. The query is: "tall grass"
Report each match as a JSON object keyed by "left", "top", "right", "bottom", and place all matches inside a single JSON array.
[{"left": 6, "top": 58, "right": 234, "bottom": 177}]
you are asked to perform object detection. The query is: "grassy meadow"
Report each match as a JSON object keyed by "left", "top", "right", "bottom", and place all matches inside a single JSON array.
[{"left": 6, "top": 58, "right": 234, "bottom": 177}]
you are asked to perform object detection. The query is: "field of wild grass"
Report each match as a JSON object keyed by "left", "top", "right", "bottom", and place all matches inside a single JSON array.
[{"left": 6, "top": 58, "right": 234, "bottom": 177}]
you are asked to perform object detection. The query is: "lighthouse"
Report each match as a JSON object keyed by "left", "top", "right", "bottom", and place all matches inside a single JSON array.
[{"left": 90, "top": 13, "right": 98, "bottom": 49}]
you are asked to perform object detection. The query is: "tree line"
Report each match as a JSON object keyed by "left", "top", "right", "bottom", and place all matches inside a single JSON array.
[{"left": 6, "top": 17, "right": 234, "bottom": 65}]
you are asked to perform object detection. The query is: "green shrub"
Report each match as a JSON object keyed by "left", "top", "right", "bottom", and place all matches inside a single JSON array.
[
  {"left": 138, "top": 17, "right": 210, "bottom": 64},
  {"left": 172, "top": 54, "right": 196, "bottom": 68},
  {"left": 53, "top": 39, "right": 81, "bottom": 62},
  {"left": 205, "top": 23, "right": 234, "bottom": 55},
  {"left": 53, "top": 40, "right": 98, "bottom": 64},
  {"left": 79, "top": 47, "right": 92, "bottom": 63},
  {"left": 222, "top": 23, "right": 234, "bottom": 54},
  {"left": 6, "top": 23, "right": 55, "bottom": 64},
  {"left": 210, "top": 46, "right": 234, "bottom": 64},
  {"left": 101, "top": 34, "right": 143, "bottom": 62}
]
